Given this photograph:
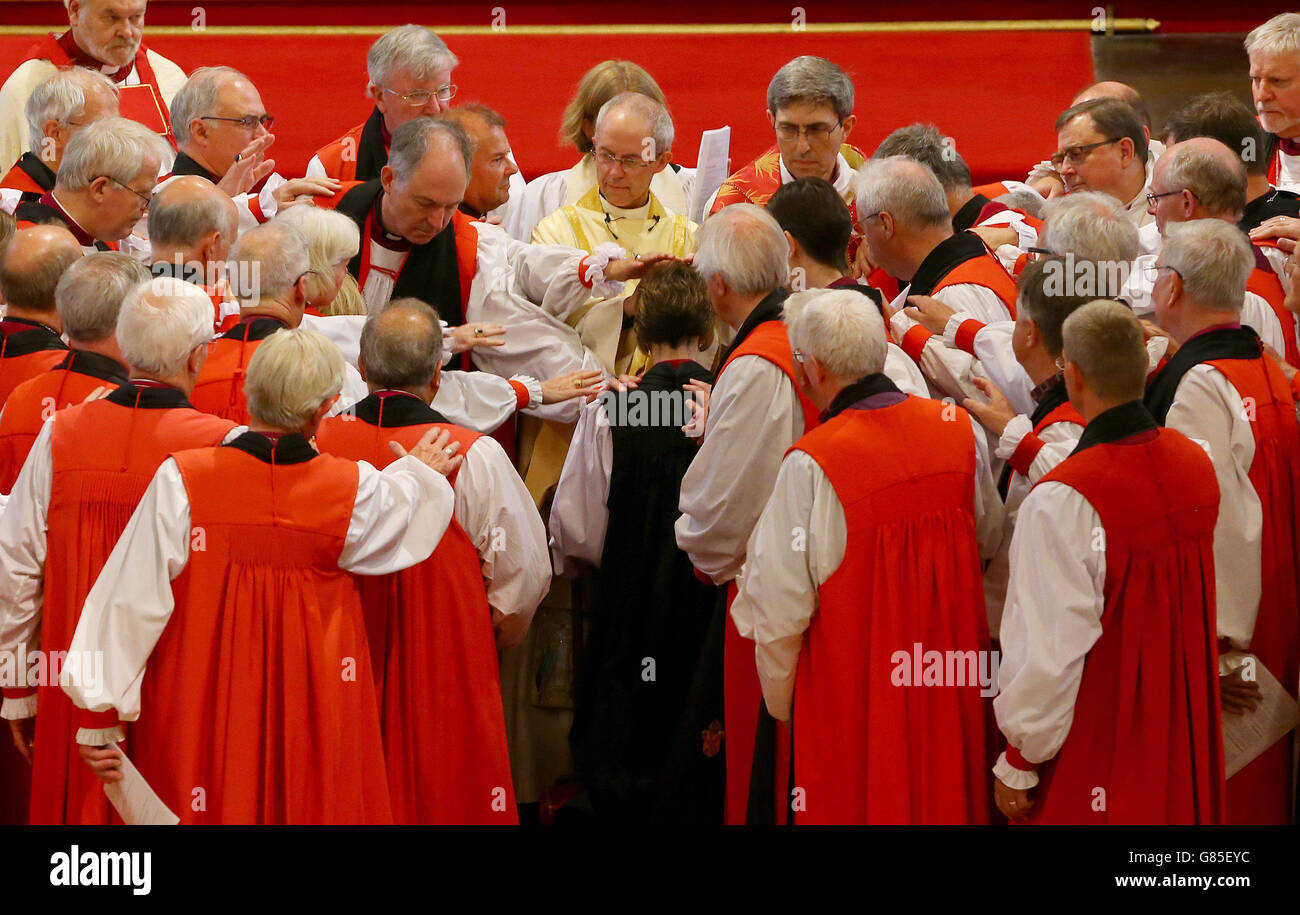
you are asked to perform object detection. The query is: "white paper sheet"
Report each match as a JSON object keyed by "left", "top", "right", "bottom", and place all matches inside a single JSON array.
[
  {"left": 1222, "top": 655, "right": 1300, "bottom": 779},
  {"left": 887, "top": 283, "right": 912, "bottom": 318},
  {"left": 689, "top": 127, "right": 731, "bottom": 224},
  {"left": 103, "top": 742, "right": 180, "bottom": 825}
]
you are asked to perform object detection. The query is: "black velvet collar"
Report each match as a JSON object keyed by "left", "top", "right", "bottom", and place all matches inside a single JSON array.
[
  {"left": 820, "top": 373, "right": 904, "bottom": 423},
  {"left": 1144, "top": 326, "right": 1262, "bottom": 424},
  {"left": 638, "top": 359, "right": 714, "bottom": 390},
  {"left": 1239, "top": 187, "right": 1300, "bottom": 233},
  {"left": 0, "top": 318, "right": 67, "bottom": 358},
  {"left": 909, "top": 231, "right": 989, "bottom": 296},
  {"left": 106, "top": 380, "right": 193, "bottom": 409},
  {"left": 952, "top": 194, "right": 992, "bottom": 233},
  {"left": 170, "top": 151, "right": 218, "bottom": 183},
  {"left": 14, "top": 151, "right": 55, "bottom": 196},
  {"left": 224, "top": 431, "right": 317, "bottom": 464},
  {"left": 218, "top": 315, "right": 289, "bottom": 342},
  {"left": 349, "top": 391, "right": 449, "bottom": 427},
  {"left": 1070, "top": 401, "right": 1158, "bottom": 455},
  {"left": 55, "top": 349, "right": 129, "bottom": 385},
  {"left": 354, "top": 107, "right": 391, "bottom": 182},
  {"left": 718, "top": 288, "right": 788, "bottom": 365}
]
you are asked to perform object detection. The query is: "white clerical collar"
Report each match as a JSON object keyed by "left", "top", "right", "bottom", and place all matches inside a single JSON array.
[
  {"left": 600, "top": 193, "right": 652, "bottom": 221},
  {"left": 779, "top": 152, "right": 854, "bottom": 197}
]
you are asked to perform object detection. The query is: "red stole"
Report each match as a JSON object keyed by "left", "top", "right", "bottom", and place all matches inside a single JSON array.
[
  {"left": 25, "top": 32, "right": 174, "bottom": 145},
  {"left": 1209, "top": 355, "right": 1300, "bottom": 824},
  {"left": 26, "top": 395, "right": 233, "bottom": 824},
  {"left": 792, "top": 396, "right": 992, "bottom": 823},
  {"left": 933, "top": 252, "right": 1019, "bottom": 319},
  {"left": 1031, "top": 428, "right": 1224, "bottom": 823},
  {"left": 315, "top": 404, "right": 517, "bottom": 824}
]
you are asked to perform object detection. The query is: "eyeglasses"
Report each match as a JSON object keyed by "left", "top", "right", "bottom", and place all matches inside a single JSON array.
[
  {"left": 1145, "top": 189, "right": 1195, "bottom": 208},
  {"left": 1050, "top": 137, "right": 1121, "bottom": 168},
  {"left": 774, "top": 120, "right": 843, "bottom": 142},
  {"left": 1054, "top": 355, "right": 1066, "bottom": 371},
  {"left": 1144, "top": 263, "right": 1183, "bottom": 283},
  {"left": 382, "top": 85, "right": 456, "bottom": 107},
  {"left": 792, "top": 348, "right": 808, "bottom": 364},
  {"left": 200, "top": 114, "right": 275, "bottom": 131},
  {"left": 591, "top": 149, "right": 657, "bottom": 170},
  {"left": 102, "top": 175, "right": 151, "bottom": 207}
]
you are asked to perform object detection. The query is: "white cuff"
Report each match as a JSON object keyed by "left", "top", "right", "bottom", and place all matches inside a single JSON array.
[
  {"left": 1025, "top": 159, "right": 1058, "bottom": 184},
  {"left": 513, "top": 374, "right": 544, "bottom": 411},
  {"left": 441, "top": 321, "right": 456, "bottom": 364},
  {"left": 76, "top": 724, "right": 125, "bottom": 746},
  {"left": 993, "top": 751, "right": 1039, "bottom": 790},
  {"left": 942, "top": 312, "right": 974, "bottom": 347},
  {"left": 1, "top": 693, "right": 38, "bottom": 720},
  {"left": 582, "top": 242, "right": 629, "bottom": 299},
  {"left": 996, "top": 414, "right": 1033, "bottom": 461}
]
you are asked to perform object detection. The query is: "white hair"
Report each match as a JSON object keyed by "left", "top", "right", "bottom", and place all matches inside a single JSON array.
[
  {"left": 170, "top": 66, "right": 248, "bottom": 146},
  {"left": 694, "top": 203, "right": 789, "bottom": 296},
  {"left": 56, "top": 252, "right": 150, "bottom": 343},
  {"left": 56, "top": 116, "right": 168, "bottom": 191},
  {"left": 244, "top": 328, "right": 346, "bottom": 430},
  {"left": 1245, "top": 13, "right": 1300, "bottom": 57},
  {"left": 117, "top": 277, "right": 216, "bottom": 376},
  {"left": 1041, "top": 191, "right": 1140, "bottom": 262},
  {"left": 852, "top": 156, "right": 951, "bottom": 230},
  {"left": 784, "top": 288, "right": 887, "bottom": 380},
  {"left": 25, "top": 67, "right": 118, "bottom": 156},
  {"left": 594, "top": 92, "right": 674, "bottom": 156},
  {"left": 1161, "top": 219, "right": 1254, "bottom": 312},
  {"left": 274, "top": 205, "right": 360, "bottom": 304},
  {"left": 367, "top": 24, "right": 458, "bottom": 88},
  {"left": 229, "top": 222, "right": 310, "bottom": 305}
]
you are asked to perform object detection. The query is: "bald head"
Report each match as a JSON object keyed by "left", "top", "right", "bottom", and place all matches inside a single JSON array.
[
  {"left": 358, "top": 298, "right": 443, "bottom": 390},
  {"left": 1073, "top": 80, "right": 1150, "bottom": 129},
  {"left": 0, "top": 225, "right": 83, "bottom": 317},
  {"left": 1154, "top": 138, "right": 1247, "bottom": 225},
  {"left": 148, "top": 175, "right": 238, "bottom": 264}
]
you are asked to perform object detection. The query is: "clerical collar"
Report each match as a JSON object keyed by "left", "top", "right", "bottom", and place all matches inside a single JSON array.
[
  {"left": 778, "top": 151, "right": 852, "bottom": 197},
  {"left": 1275, "top": 134, "right": 1300, "bottom": 157},
  {"left": 225, "top": 430, "right": 318, "bottom": 465},
  {"left": 56, "top": 30, "right": 134, "bottom": 82},
  {"left": 1071, "top": 401, "right": 1158, "bottom": 455},
  {"left": 352, "top": 390, "right": 447, "bottom": 428},
  {"left": 370, "top": 191, "right": 412, "bottom": 252},
  {"left": 820, "top": 373, "right": 904, "bottom": 423},
  {"left": 952, "top": 194, "right": 992, "bottom": 233},
  {"left": 599, "top": 191, "right": 652, "bottom": 221},
  {"left": 38, "top": 192, "right": 96, "bottom": 247},
  {"left": 169, "top": 151, "right": 218, "bottom": 183}
]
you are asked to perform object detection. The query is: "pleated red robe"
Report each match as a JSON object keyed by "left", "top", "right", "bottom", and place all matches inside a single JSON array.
[
  {"left": 127, "top": 435, "right": 393, "bottom": 824},
  {"left": 791, "top": 393, "right": 992, "bottom": 824},
  {"left": 315, "top": 391, "right": 517, "bottom": 824},
  {"left": 1024, "top": 418, "right": 1224, "bottom": 824},
  {"left": 21, "top": 384, "right": 235, "bottom": 824}
]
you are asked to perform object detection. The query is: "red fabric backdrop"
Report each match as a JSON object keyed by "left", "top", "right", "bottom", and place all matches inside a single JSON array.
[{"left": 1, "top": 28, "right": 1093, "bottom": 183}]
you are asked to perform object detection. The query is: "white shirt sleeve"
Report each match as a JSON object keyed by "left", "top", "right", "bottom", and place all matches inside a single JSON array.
[
  {"left": 992, "top": 481, "right": 1105, "bottom": 788},
  {"left": 883, "top": 343, "right": 928, "bottom": 397},
  {"left": 731, "top": 450, "right": 845, "bottom": 722},
  {"left": 62, "top": 459, "right": 193, "bottom": 736},
  {"left": 431, "top": 370, "right": 519, "bottom": 432},
  {"left": 1163, "top": 365, "right": 1263, "bottom": 649},
  {"left": 504, "top": 170, "right": 567, "bottom": 243},
  {"left": 889, "top": 308, "right": 984, "bottom": 402},
  {"left": 675, "top": 355, "right": 805, "bottom": 585},
  {"left": 337, "top": 456, "right": 456, "bottom": 574},
  {"left": 1241, "top": 291, "right": 1287, "bottom": 356},
  {"left": 453, "top": 436, "right": 549, "bottom": 649},
  {"left": 968, "top": 413, "right": 1005, "bottom": 561},
  {"left": 0, "top": 418, "right": 53, "bottom": 720},
  {"left": 944, "top": 317, "right": 1036, "bottom": 416},
  {"left": 996, "top": 413, "right": 1084, "bottom": 484},
  {"left": 548, "top": 397, "right": 612, "bottom": 577}
]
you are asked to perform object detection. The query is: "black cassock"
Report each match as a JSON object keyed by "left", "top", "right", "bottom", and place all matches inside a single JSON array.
[{"left": 568, "top": 359, "right": 725, "bottom": 823}]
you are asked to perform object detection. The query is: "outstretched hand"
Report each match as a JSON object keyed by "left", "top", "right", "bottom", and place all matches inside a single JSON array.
[{"left": 389, "top": 427, "right": 464, "bottom": 476}]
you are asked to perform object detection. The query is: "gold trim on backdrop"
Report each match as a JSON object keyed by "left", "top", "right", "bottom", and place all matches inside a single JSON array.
[{"left": 0, "top": 19, "right": 1161, "bottom": 37}]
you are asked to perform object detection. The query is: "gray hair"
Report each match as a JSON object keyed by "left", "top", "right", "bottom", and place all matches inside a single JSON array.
[
  {"left": 767, "top": 56, "right": 854, "bottom": 120},
  {"left": 784, "top": 288, "right": 887, "bottom": 380},
  {"left": 992, "top": 189, "right": 1045, "bottom": 219},
  {"left": 594, "top": 92, "right": 675, "bottom": 157},
  {"left": 244, "top": 327, "right": 347, "bottom": 430},
  {"left": 148, "top": 178, "right": 237, "bottom": 247},
  {"left": 274, "top": 206, "right": 361, "bottom": 305},
  {"left": 57, "top": 116, "right": 169, "bottom": 191},
  {"left": 852, "top": 156, "right": 951, "bottom": 230},
  {"left": 359, "top": 298, "right": 443, "bottom": 389},
  {"left": 25, "top": 67, "right": 118, "bottom": 156},
  {"left": 694, "top": 203, "right": 790, "bottom": 296},
  {"left": 1161, "top": 219, "right": 1254, "bottom": 312},
  {"left": 116, "top": 277, "right": 216, "bottom": 376},
  {"left": 367, "top": 24, "right": 458, "bottom": 88},
  {"left": 55, "top": 252, "right": 150, "bottom": 343},
  {"left": 872, "top": 124, "right": 971, "bottom": 192},
  {"left": 170, "top": 66, "right": 249, "bottom": 146},
  {"left": 229, "top": 222, "right": 310, "bottom": 305},
  {"left": 1245, "top": 13, "right": 1300, "bottom": 57},
  {"left": 1041, "top": 191, "right": 1140, "bottom": 263},
  {"left": 388, "top": 116, "right": 472, "bottom": 183},
  {"left": 1161, "top": 146, "right": 1247, "bottom": 221}
]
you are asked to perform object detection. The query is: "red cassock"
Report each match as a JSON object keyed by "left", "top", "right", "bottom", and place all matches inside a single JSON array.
[
  {"left": 1211, "top": 355, "right": 1300, "bottom": 824},
  {"left": 0, "top": 320, "right": 67, "bottom": 406},
  {"left": 188, "top": 316, "right": 288, "bottom": 424},
  {"left": 1025, "top": 425, "right": 1224, "bottom": 824},
  {"left": 19, "top": 385, "right": 234, "bottom": 824},
  {"left": 316, "top": 392, "right": 518, "bottom": 825},
  {"left": 790, "top": 396, "right": 992, "bottom": 824},
  {"left": 715, "top": 320, "right": 819, "bottom": 825},
  {"left": 0, "top": 351, "right": 128, "bottom": 494},
  {"left": 125, "top": 437, "right": 393, "bottom": 824}
]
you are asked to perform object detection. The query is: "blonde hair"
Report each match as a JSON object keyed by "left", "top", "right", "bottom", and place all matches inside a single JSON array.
[
  {"left": 560, "top": 61, "right": 666, "bottom": 154},
  {"left": 244, "top": 327, "right": 346, "bottom": 430},
  {"left": 274, "top": 206, "right": 364, "bottom": 314}
]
